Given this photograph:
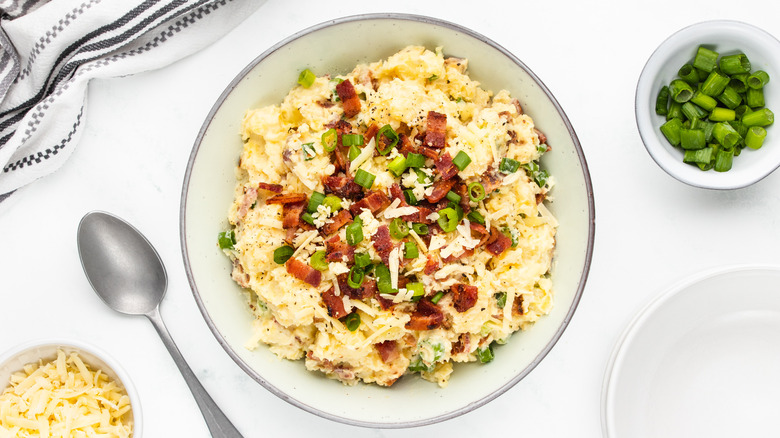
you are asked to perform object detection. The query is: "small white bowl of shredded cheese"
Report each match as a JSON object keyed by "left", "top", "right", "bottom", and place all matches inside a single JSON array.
[{"left": 0, "top": 339, "right": 140, "bottom": 438}]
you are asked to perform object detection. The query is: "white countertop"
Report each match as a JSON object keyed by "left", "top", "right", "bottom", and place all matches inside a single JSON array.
[{"left": 3, "top": 0, "right": 780, "bottom": 436}]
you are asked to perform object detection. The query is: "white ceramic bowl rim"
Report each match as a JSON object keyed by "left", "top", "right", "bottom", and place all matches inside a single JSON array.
[
  {"left": 635, "top": 19, "right": 780, "bottom": 190},
  {"left": 181, "top": 12, "right": 594, "bottom": 428},
  {"left": 0, "top": 338, "right": 142, "bottom": 435}
]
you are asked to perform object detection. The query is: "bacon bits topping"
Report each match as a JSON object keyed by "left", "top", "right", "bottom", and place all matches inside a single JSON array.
[
  {"left": 337, "top": 273, "right": 372, "bottom": 300},
  {"left": 322, "top": 286, "right": 348, "bottom": 319},
  {"left": 237, "top": 187, "right": 258, "bottom": 222},
  {"left": 323, "top": 175, "right": 364, "bottom": 200},
  {"left": 485, "top": 227, "right": 512, "bottom": 256},
  {"left": 349, "top": 190, "right": 391, "bottom": 216},
  {"left": 371, "top": 225, "right": 395, "bottom": 265},
  {"left": 257, "top": 182, "right": 283, "bottom": 193},
  {"left": 424, "top": 111, "right": 447, "bottom": 149},
  {"left": 321, "top": 209, "right": 353, "bottom": 236},
  {"left": 335, "top": 79, "right": 361, "bottom": 118},
  {"left": 434, "top": 152, "right": 458, "bottom": 180},
  {"left": 425, "top": 178, "right": 457, "bottom": 203},
  {"left": 326, "top": 236, "right": 355, "bottom": 263},
  {"left": 266, "top": 193, "right": 308, "bottom": 205},
  {"left": 285, "top": 257, "right": 322, "bottom": 287},
  {"left": 282, "top": 201, "right": 306, "bottom": 229},
  {"left": 424, "top": 254, "right": 441, "bottom": 275},
  {"left": 405, "top": 299, "right": 444, "bottom": 331},
  {"left": 451, "top": 283, "right": 478, "bottom": 312},
  {"left": 375, "top": 340, "right": 400, "bottom": 363}
]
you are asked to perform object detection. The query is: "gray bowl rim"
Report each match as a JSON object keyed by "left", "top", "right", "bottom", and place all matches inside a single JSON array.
[
  {"left": 634, "top": 19, "right": 780, "bottom": 190},
  {"left": 180, "top": 12, "right": 595, "bottom": 429}
]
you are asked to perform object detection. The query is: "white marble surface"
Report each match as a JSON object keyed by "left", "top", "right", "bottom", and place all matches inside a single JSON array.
[{"left": 2, "top": 0, "right": 780, "bottom": 436}]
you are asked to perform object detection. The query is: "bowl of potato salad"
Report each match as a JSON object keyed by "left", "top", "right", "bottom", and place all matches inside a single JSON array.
[{"left": 181, "top": 13, "right": 594, "bottom": 427}]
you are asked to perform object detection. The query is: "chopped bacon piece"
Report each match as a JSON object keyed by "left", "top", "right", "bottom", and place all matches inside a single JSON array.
[
  {"left": 326, "top": 237, "right": 355, "bottom": 263},
  {"left": 284, "top": 228, "right": 297, "bottom": 245},
  {"left": 442, "top": 248, "right": 474, "bottom": 263},
  {"left": 451, "top": 283, "right": 478, "bottom": 312},
  {"left": 419, "top": 146, "right": 439, "bottom": 159},
  {"left": 397, "top": 133, "right": 417, "bottom": 156},
  {"left": 536, "top": 192, "right": 546, "bottom": 205},
  {"left": 322, "top": 175, "right": 363, "bottom": 200},
  {"left": 425, "top": 179, "right": 457, "bottom": 203},
  {"left": 364, "top": 123, "right": 380, "bottom": 143},
  {"left": 470, "top": 222, "right": 490, "bottom": 245},
  {"left": 534, "top": 127, "right": 548, "bottom": 145},
  {"left": 480, "top": 171, "right": 504, "bottom": 194},
  {"left": 321, "top": 287, "right": 348, "bottom": 319},
  {"left": 321, "top": 209, "right": 353, "bottom": 236},
  {"left": 424, "top": 254, "right": 441, "bottom": 275},
  {"left": 256, "top": 182, "right": 283, "bottom": 193},
  {"left": 236, "top": 187, "right": 258, "bottom": 222},
  {"left": 335, "top": 79, "right": 361, "bottom": 118},
  {"left": 434, "top": 152, "right": 458, "bottom": 180},
  {"left": 451, "top": 333, "right": 471, "bottom": 355},
  {"left": 512, "top": 98, "right": 524, "bottom": 115},
  {"left": 375, "top": 340, "right": 400, "bottom": 363},
  {"left": 452, "top": 181, "right": 471, "bottom": 214},
  {"left": 267, "top": 193, "right": 308, "bottom": 205},
  {"left": 371, "top": 225, "right": 395, "bottom": 265},
  {"left": 282, "top": 201, "right": 305, "bottom": 229},
  {"left": 405, "top": 299, "right": 444, "bottom": 331},
  {"left": 317, "top": 100, "right": 335, "bottom": 108},
  {"left": 231, "top": 259, "right": 250, "bottom": 288},
  {"left": 513, "top": 293, "right": 525, "bottom": 315},
  {"left": 400, "top": 206, "right": 433, "bottom": 224},
  {"left": 337, "top": 273, "right": 371, "bottom": 299},
  {"left": 485, "top": 227, "right": 512, "bottom": 256},
  {"left": 349, "top": 191, "right": 390, "bottom": 216},
  {"left": 285, "top": 257, "right": 321, "bottom": 287},
  {"left": 332, "top": 147, "right": 348, "bottom": 173},
  {"left": 389, "top": 183, "right": 407, "bottom": 206},
  {"left": 424, "top": 111, "right": 447, "bottom": 149}
]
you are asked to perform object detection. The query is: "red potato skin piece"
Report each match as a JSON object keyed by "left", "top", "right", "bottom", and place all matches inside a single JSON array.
[
  {"left": 424, "top": 111, "right": 447, "bottom": 149},
  {"left": 285, "top": 257, "right": 322, "bottom": 287},
  {"left": 321, "top": 287, "right": 348, "bottom": 319},
  {"left": 451, "top": 283, "right": 478, "bottom": 312},
  {"left": 335, "top": 79, "right": 361, "bottom": 118}
]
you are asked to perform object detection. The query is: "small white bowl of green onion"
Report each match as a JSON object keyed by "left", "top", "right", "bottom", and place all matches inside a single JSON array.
[{"left": 636, "top": 20, "right": 780, "bottom": 189}]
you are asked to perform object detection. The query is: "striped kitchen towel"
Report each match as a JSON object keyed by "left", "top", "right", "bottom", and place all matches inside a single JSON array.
[{"left": 0, "top": 0, "right": 265, "bottom": 205}]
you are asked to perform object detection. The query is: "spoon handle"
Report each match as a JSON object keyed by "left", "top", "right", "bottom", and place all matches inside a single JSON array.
[{"left": 146, "top": 307, "right": 243, "bottom": 438}]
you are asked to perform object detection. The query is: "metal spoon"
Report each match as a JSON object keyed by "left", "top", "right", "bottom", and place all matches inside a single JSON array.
[{"left": 77, "top": 211, "right": 243, "bottom": 438}]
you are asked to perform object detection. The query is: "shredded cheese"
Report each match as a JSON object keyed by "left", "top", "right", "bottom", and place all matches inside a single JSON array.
[
  {"left": 349, "top": 137, "right": 376, "bottom": 174},
  {"left": 0, "top": 350, "right": 133, "bottom": 438}
]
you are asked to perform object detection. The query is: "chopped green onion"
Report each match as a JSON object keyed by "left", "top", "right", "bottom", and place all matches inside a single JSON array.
[
  {"left": 495, "top": 292, "right": 507, "bottom": 308},
  {"left": 301, "top": 142, "right": 316, "bottom": 161},
  {"left": 297, "top": 68, "right": 316, "bottom": 88},
  {"left": 683, "top": 147, "right": 713, "bottom": 165},
  {"left": 347, "top": 265, "right": 365, "bottom": 288},
  {"left": 681, "top": 101, "right": 708, "bottom": 120},
  {"left": 666, "top": 101, "right": 684, "bottom": 121},
  {"left": 719, "top": 53, "right": 751, "bottom": 75},
  {"left": 714, "top": 148, "right": 734, "bottom": 172},
  {"left": 376, "top": 124, "right": 400, "bottom": 155},
  {"left": 701, "top": 71, "right": 730, "bottom": 96},
  {"left": 217, "top": 230, "right": 236, "bottom": 250},
  {"left": 735, "top": 104, "right": 752, "bottom": 120},
  {"left": 709, "top": 107, "right": 736, "bottom": 122},
  {"left": 669, "top": 79, "right": 694, "bottom": 103},
  {"left": 427, "top": 74, "right": 438, "bottom": 82},
  {"left": 301, "top": 212, "right": 315, "bottom": 226},
  {"left": 405, "top": 153, "right": 426, "bottom": 168},
  {"left": 717, "top": 86, "right": 742, "bottom": 109},
  {"left": 660, "top": 118, "right": 683, "bottom": 146},
  {"left": 730, "top": 74, "right": 748, "bottom": 93},
  {"left": 273, "top": 245, "right": 294, "bottom": 264},
  {"left": 322, "top": 194, "right": 342, "bottom": 212},
  {"left": 321, "top": 128, "right": 338, "bottom": 152},
  {"left": 307, "top": 192, "right": 325, "bottom": 214},
  {"left": 348, "top": 144, "right": 361, "bottom": 162},
  {"left": 746, "top": 87, "right": 764, "bottom": 108},
  {"left": 499, "top": 157, "right": 521, "bottom": 174},
  {"left": 414, "top": 168, "right": 431, "bottom": 184},
  {"left": 346, "top": 217, "right": 363, "bottom": 246},
  {"left": 375, "top": 264, "right": 395, "bottom": 294},
  {"left": 412, "top": 223, "right": 429, "bottom": 235},
  {"left": 745, "top": 126, "right": 767, "bottom": 150},
  {"left": 741, "top": 108, "right": 774, "bottom": 127},
  {"left": 388, "top": 155, "right": 407, "bottom": 176},
  {"left": 679, "top": 128, "right": 706, "bottom": 150},
  {"left": 452, "top": 151, "right": 472, "bottom": 171},
  {"left": 690, "top": 91, "right": 717, "bottom": 112},
  {"left": 748, "top": 70, "right": 770, "bottom": 89},
  {"left": 450, "top": 202, "right": 465, "bottom": 221},
  {"left": 354, "top": 252, "right": 371, "bottom": 268},
  {"left": 712, "top": 122, "right": 740, "bottom": 148},
  {"left": 354, "top": 169, "right": 375, "bottom": 189},
  {"left": 431, "top": 291, "right": 445, "bottom": 304},
  {"left": 310, "top": 250, "right": 329, "bottom": 271},
  {"left": 693, "top": 46, "right": 719, "bottom": 72},
  {"left": 476, "top": 344, "right": 494, "bottom": 364},
  {"left": 407, "top": 282, "right": 425, "bottom": 299},
  {"left": 404, "top": 241, "right": 419, "bottom": 259},
  {"left": 677, "top": 64, "right": 699, "bottom": 85},
  {"left": 445, "top": 190, "right": 461, "bottom": 203},
  {"left": 467, "top": 210, "right": 486, "bottom": 225},
  {"left": 403, "top": 189, "right": 418, "bottom": 206},
  {"left": 389, "top": 217, "right": 410, "bottom": 239},
  {"left": 343, "top": 312, "right": 361, "bottom": 331},
  {"left": 342, "top": 134, "right": 364, "bottom": 147},
  {"left": 437, "top": 207, "right": 459, "bottom": 233},
  {"left": 467, "top": 182, "right": 486, "bottom": 202}
]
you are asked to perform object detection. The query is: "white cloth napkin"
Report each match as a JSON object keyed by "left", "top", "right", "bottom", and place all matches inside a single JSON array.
[{"left": 0, "top": 0, "right": 265, "bottom": 205}]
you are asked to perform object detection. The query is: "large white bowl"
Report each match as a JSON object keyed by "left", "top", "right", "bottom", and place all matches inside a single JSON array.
[
  {"left": 180, "top": 13, "right": 594, "bottom": 428},
  {"left": 636, "top": 20, "right": 780, "bottom": 189},
  {"left": 0, "top": 339, "right": 141, "bottom": 436}
]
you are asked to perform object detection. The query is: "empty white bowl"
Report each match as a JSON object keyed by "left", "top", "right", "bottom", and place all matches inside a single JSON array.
[
  {"left": 636, "top": 20, "right": 780, "bottom": 189},
  {"left": 0, "top": 339, "right": 141, "bottom": 436}
]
